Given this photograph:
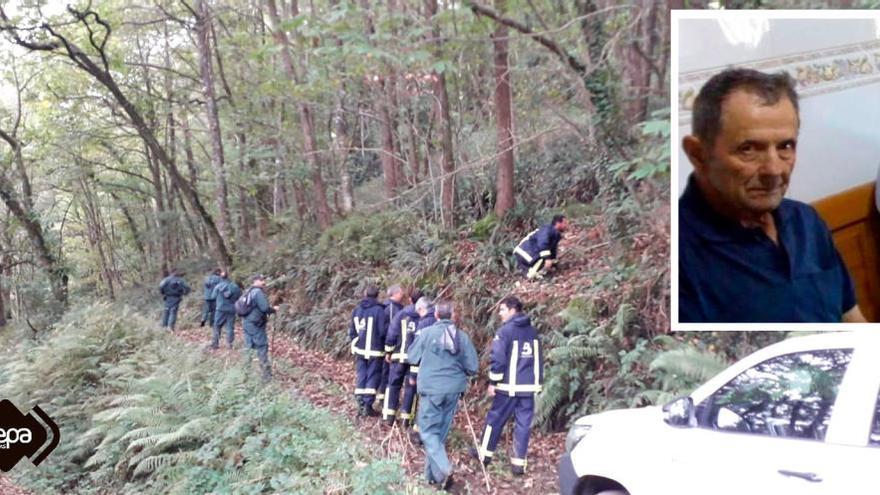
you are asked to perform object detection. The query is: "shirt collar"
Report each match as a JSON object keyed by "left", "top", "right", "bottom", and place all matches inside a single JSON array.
[{"left": 680, "top": 174, "right": 793, "bottom": 243}]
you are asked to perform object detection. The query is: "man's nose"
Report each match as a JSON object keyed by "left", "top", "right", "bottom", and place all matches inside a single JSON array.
[{"left": 759, "top": 148, "right": 790, "bottom": 176}]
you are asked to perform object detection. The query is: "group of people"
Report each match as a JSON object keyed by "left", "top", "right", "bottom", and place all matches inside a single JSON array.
[
  {"left": 158, "top": 269, "right": 278, "bottom": 380},
  {"left": 349, "top": 285, "right": 545, "bottom": 489},
  {"left": 156, "top": 213, "right": 568, "bottom": 489}
]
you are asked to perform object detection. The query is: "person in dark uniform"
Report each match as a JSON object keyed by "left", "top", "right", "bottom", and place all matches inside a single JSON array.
[
  {"left": 471, "top": 296, "right": 544, "bottom": 476},
  {"left": 210, "top": 271, "right": 241, "bottom": 349},
  {"left": 382, "top": 288, "right": 423, "bottom": 425},
  {"left": 159, "top": 268, "right": 191, "bottom": 331},
  {"left": 349, "top": 285, "right": 388, "bottom": 417},
  {"left": 241, "top": 275, "right": 277, "bottom": 381},
  {"left": 514, "top": 215, "right": 569, "bottom": 279},
  {"left": 201, "top": 268, "right": 223, "bottom": 327},
  {"left": 378, "top": 284, "right": 405, "bottom": 404}
]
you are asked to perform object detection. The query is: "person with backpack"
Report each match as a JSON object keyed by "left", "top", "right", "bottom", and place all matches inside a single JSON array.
[
  {"left": 210, "top": 270, "right": 241, "bottom": 350},
  {"left": 159, "top": 268, "right": 191, "bottom": 331},
  {"left": 381, "top": 288, "right": 422, "bottom": 426},
  {"left": 513, "top": 214, "right": 569, "bottom": 279},
  {"left": 201, "top": 268, "right": 223, "bottom": 327},
  {"left": 238, "top": 274, "right": 277, "bottom": 381},
  {"left": 406, "top": 300, "right": 479, "bottom": 490},
  {"left": 348, "top": 285, "right": 388, "bottom": 417},
  {"left": 403, "top": 295, "right": 437, "bottom": 443},
  {"left": 470, "top": 296, "right": 544, "bottom": 476}
]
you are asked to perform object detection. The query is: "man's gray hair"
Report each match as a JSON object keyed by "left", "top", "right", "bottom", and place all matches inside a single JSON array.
[
  {"left": 387, "top": 284, "right": 403, "bottom": 296},
  {"left": 415, "top": 296, "right": 433, "bottom": 313},
  {"left": 435, "top": 300, "right": 454, "bottom": 320}
]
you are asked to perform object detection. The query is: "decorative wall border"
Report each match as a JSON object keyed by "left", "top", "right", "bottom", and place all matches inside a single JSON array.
[{"left": 678, "top": 39, "right": 880, "bottom": 126}]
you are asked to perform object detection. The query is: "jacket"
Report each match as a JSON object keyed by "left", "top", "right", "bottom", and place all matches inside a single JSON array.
[
  {"left": 204, "top": 274, "right": 223, "bottom": 300},
  {"left": 243, "top": 287, "right": 275, "bottom": 328},
  {"left": 159, "top": 275, "right": 191, "bottom": 302},
  {"left": 384, "top": 304, "right": 420, "bottom": 363},
  {"left": 514, "top": 223, "right": 561, "bottom": 264},
  {"left": 489, "top": 314, "right": 544, "bottom": 396},
  {"left": 349, "top": 297, "right": 387, "bottom": 359},
  {"left": 407, "top": 319, "right": 478, "bottom": 396},
  {"left": 212, "top": 280, "right": 242, "bottom": 314}
]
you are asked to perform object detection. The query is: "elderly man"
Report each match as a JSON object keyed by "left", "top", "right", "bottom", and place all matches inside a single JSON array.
[
  {"left": 407, "top": 300, "right": 478, "bottom": 490},
  {"left": 679, "top": 68, "right": 865, "bottom": 323}
]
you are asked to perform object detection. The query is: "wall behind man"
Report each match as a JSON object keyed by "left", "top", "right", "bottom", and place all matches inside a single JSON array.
[{"left": 676, "top": 17, "right": 880, "bottom": 203}]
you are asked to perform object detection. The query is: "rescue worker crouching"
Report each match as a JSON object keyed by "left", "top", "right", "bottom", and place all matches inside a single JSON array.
[
  {"left": 470, "top": 296, "right": 544, "bottom": 476},
  {"left": 349, "top": 285, "right": 388, "bottom": 417},
  {"left": 513, "top": 214, "right": 568, "bottom": 280}
]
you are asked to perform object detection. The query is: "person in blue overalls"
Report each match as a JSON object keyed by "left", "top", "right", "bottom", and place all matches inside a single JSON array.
[
  {"left": 471, "top": 296, "right": 544, "bottom": 475},
  {"left": 349, "top": 285, "right": 388, "bottom": 417},
  {"left": 381, "top": 288, "right": 423, "bottom": 426},
  {"left": 513, "top": 215, "right": 568, "bottom": 279}
]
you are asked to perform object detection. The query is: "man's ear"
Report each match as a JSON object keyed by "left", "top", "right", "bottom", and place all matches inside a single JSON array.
[{"left": 682, "top": 135, "right": 709, "bottom": 174}]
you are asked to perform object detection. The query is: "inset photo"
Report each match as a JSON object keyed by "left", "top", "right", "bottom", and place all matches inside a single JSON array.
[{"left": 672, "top": 10, "right": 880, "bottom": 329}]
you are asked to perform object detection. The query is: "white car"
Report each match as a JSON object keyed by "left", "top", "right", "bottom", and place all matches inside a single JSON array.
[{"left": 558, "top": 332, "right": 880, "bottom": 495}]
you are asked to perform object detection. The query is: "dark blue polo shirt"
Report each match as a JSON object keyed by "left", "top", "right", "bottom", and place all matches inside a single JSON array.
[{"left": 679, "top": 176, "right": 856, "bottom": 323}]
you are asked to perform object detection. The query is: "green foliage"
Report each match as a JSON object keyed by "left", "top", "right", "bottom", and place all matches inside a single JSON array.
[
  {"left": 0, "top": 302, "right": 415, "bottom": 494},
  {"left": 609, "top": 108, "right": 671, "bottom": 181}
]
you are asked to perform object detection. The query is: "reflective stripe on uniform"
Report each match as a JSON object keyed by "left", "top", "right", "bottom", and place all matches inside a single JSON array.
[
  {"left": 514, "top": 246, "right": 533, "bottom": 263},
  {"left": 353, "top": 348, "right": 385, "bottom": 358},
  {"left": 488, "top": 371, "right": 504, "bottom": 381},
  {"left": 354, "top": 388, "right": 377, "bottom": 395},
  {"left": 391, "top": 352, "right": 408, "bottom": 361},
  {"left": 384, "top": 345, "right": 395, "bottom": 353},
  {"left": 527, "top": 258, "right": 545, "bottom": 279},
  {"left": 400, "top": 412, "right": 412, "bottom": 420},
  {"left": 533, "top": 339, "right": 541, "bottom": 390},
  {"left": 495, "top": 383, "right": 542, "bottom": 393},
  {"left": 508, "top": 341, "right": 519, "bottom": 396},
  {"left": 539, "top": 250, "right": 551, "bottom": 258},
  {"left": 479, "top": 425, "right": 494, "bottom": 461},
  {"left": 410, "top": 366, "right": 419, "bottom": 373},
  {"left": 511, "top": 457, "right": 527, "bottom": 468}
]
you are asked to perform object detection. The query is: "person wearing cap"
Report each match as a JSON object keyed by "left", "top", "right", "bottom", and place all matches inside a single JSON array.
[
  {"left": 201, "top": 268, "right": 223, "bottom": 327},
  {"left": 407, "top": 300, "right": 479, "bottom": 490},
  {"left": 242, "top": 274, "right": 278, "bottom": 381},
  {"left": 381, "top": 288, "right": 423, "bottom": 426},
  {"left": 210, "top": 270, "right": 241, "bottom": 350},
  {"left": 470, "top": 296, "right": 543, "bottom": 476},
  {"left": 349, "top": 285, "right": 388, "bottom": 417},
  {"left": 159, "top": 268, "right": 191, "bottom": 331},
  {"left": 513, "top": 215, "right": 569, "bottom": 280},
  {"left": 378, "top": 284, "right": 405, "bottom": 403}
]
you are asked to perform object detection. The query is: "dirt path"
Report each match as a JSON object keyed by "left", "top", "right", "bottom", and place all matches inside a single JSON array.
[{"left": 177, "top": 326, "right": 564, "bottom": 495}]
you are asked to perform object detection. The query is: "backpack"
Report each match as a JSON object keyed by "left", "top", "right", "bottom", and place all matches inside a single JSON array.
[
  {"left": 235, "top": 288, "right": 257, "bottom": 317},
  {"left": 165, "top": 279, "right": 185, "bottom": 297}
]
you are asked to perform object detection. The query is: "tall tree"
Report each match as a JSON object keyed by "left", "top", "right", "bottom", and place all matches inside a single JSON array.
[
  {"left": 194, "top": 0, "right": 233, "bottom": 246},
  {"left": 426, "top": 0, "right": 457, "bottom": 229},
  {"left": 492, "top": 0, "right": 515, "bottom": 218}
]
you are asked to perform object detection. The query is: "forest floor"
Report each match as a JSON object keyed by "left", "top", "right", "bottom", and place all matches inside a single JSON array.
[{"left": 176, "top": 323, "right": 566, "bottom": 495}]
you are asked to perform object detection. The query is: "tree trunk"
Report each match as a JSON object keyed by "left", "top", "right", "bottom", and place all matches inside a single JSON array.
[
  {"left": 0, "top": 132, "right": 67, "bottom": 307},
  {"left": 492, "top": 0, "right": 515, "bottom": 218},
  {"left": 263, "top": 0, "right": 332, "bottom": 229},
  {"left": 426, "top": 0, "right": 456, "bottom": 229},
  {"left": 195, "top": 0, "right": 233, "bottom": 246}
]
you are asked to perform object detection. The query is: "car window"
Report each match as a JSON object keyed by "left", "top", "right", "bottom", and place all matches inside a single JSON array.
[
  {"left": 696, "top": 348, "right": 852, "bottom": 441},
  {"left": 869, "top": 383, "right": 880, "bottom": 447}
]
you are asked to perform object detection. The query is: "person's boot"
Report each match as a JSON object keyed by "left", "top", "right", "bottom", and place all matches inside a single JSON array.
[
  {"left": 401, "top": 418, "right": 411, "bottom": 428},
  {"left": 383, "top": 417, "right": 395, "bottom": 427},
  {"left": 200, "top": 320, "right": 205, "bottom": 327},
  {"left": 511, "top": 465, "right": 525, "bottom": 476},
  {"left": 468, "top": 447, "right": 491, "bottom": 466},
  {"left": 441, "top": 473, "right": 455, "bottom": 491},
  {"left": 364, "top": 405, "right": 380, "bottom": 417},
  {"left": 409, "top": 430, "right": 422, "bottom": 445}
]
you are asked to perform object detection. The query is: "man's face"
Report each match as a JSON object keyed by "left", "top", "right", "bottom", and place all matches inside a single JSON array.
[
  {"left": 390, "top": 290, "right": 403, "bottom": 303},
  {"left": 555, "top": 218, "right": 569, "bottom": 233},
  {"left": 688, "top": 90, "right": 798, "bottom": 218},
  {"left": 498, "top": 304, "right": 515, "bottom": 322}
]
